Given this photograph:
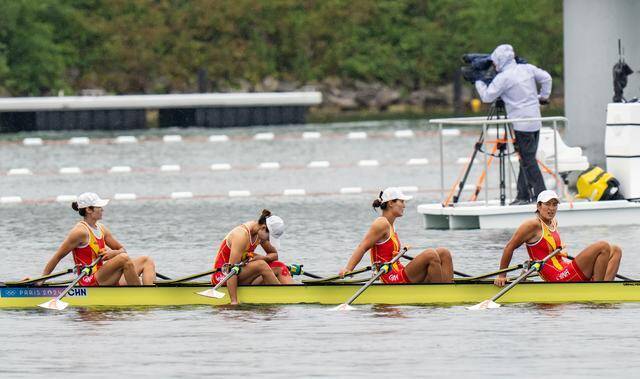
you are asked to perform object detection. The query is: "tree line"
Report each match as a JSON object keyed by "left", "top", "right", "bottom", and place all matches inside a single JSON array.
[{"left": 0, "top": 0, "right": 562, "bottom": 97}]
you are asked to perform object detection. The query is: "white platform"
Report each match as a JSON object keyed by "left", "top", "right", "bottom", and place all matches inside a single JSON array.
[{"left": 418, "top": 200, "right": 640, "bottom": 229}]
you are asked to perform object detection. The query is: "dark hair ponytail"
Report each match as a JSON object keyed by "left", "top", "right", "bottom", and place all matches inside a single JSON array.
[
  {"left": 71, "top": 202, "right": 88, "bottom": 216},
  {"left": 372, "top": 191, "right": 388, "bottom": 211},
  {"left": 258, "top": 209, "right": 272, "bottom": 225}
]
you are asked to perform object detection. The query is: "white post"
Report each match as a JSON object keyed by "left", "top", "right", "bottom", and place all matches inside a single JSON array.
[
  {"left": 439, "top": 123, "right": 444, "bottom": 202},
  {"left": 552, "top": 120, "right": 560, "bottom": 194},
  {"left": 483, "top": 122, "right": 489, "bottom": 205}
]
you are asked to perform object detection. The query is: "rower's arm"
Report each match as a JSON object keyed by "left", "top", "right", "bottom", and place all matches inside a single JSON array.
[
  {"left": 42, "top": 227, "right": 85, "bottom": 275},
  {"left": 500, "top": 221, "right": 537, "bottom": 270},
  {"left": 255, "top": 241, "right": 278, "bottom": 263},
  {"left": 226, "top": 231, "right": 249, "bottom": 304},
  {"left": 102, "top": 225, "right": 126, "bottom": 253},
  {"left": 342, "top": 220, "right": 386, "bottom": 273}
]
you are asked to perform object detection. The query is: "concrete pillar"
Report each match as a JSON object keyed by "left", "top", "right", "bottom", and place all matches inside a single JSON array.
[{"left": 564, "top": 0, "right": 640, "bottom": 167}]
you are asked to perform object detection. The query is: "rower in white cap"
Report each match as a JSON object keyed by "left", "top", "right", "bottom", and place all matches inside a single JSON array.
[
  {"left": 495, "top": 190, "right": 623, "bottom": 286},
  {"left": 339, "top": 187, "right": 455, "bottom": 283},
  {"left": 38, "top": 192, "right": 156, "bottom": 287},
  {"left": 210, "top": 209, "right": 292, "bottom": 305}
]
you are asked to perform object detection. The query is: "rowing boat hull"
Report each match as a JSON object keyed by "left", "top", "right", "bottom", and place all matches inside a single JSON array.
[{"left": 2, "top": 281, "right": 640, "bottom": 308}]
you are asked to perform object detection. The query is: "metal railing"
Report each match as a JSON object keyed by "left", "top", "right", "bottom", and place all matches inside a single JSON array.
[{"left": 429, "top": 116, "right": 569, "bottom": 205}]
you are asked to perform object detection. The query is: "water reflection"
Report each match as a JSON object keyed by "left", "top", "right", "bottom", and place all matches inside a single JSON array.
[
  {"left": 370, "top": 304, "right": 409, "bottom": 318},
  {"left": 212, "top": 304, "right": 285, "bottom": 322},
  {"left": 72, "top": 307, "right": 152, "bottom": 323}
]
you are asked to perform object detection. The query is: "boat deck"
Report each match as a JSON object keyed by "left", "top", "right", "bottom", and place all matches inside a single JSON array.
[{"left": 418, "top": 200, "right": 640, "bottom": 229}]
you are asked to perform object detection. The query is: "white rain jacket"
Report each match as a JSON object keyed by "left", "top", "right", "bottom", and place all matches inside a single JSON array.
[{"left": 475, "top": 44, "right": 552, "bottom": 132}]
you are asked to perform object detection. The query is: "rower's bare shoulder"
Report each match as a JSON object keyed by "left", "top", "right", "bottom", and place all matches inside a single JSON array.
[
  {"left": 371, "top": 217, "right": 389, "bottom": 230},
  {"left": 64, "top": 223, "right": 88, "bottom": 244},
  {"left": 69, "top": 223, "right": 88, "bottom": 236},
  {"left": 520, "top": 218, "right": 540, "bottom": 230},
  {"left": 228, "top": 226, "right": 249, "bottom": 244}
]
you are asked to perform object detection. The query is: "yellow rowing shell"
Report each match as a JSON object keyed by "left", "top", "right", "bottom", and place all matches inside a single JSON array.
[{"left": 2, "top": 281, "right": 640, "bottom": 308}]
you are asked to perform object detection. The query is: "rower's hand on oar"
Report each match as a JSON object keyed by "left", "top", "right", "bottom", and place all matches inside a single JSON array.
[
  {"left": 338, "top": 268, "right": 349, "bottom": 278},
  {"left": 494, "top": 274, "right": 507, "bottom": 287}
]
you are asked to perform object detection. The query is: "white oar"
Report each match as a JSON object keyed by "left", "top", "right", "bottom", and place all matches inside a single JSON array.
[
  {"left": 196, "top": 263, "right": 244, "bottom": 299},
  {"left": 468, "top": 247, "right": 562, "bottom": 310},
  {"left": 38, "top": 256, "right": 104, "bottom": 310},
  {"left": 333, "top": 247, "right": 408, "bottom": 311}
]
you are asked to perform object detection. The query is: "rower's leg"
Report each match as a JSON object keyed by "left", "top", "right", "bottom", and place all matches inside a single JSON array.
[
  {"left": 573, "top": 241, "right": 611, "bottom": 280},
  {"left": 129, "top": 256, "right": 156, "bottom": 285},
  {"left": 273, "top": 267, "right": 294, "bottom": 284},
  {"left": 238, "top": 261, "right": 279, "bottom": 285},
  {"left": 435, "top": 247, "right": 454, "bottom": 283},
  {"left": 96, "top": 254, "right": 141, "bottom": 285},
  {"left": 120, "top": 255, "right": 143, "bottom": 285},
  {"left": 95, "top": 254, "right": 126, "bottom": 285},
  {"left": 605, "top": 244, "right": 622, "bottom": 281},
  {"left": 404, "top": 249, "right": 444, "bottom": 283}
]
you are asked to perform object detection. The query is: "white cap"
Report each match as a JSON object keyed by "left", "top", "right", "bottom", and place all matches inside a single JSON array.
[
  {"left": 380, "top": 187, "right": 413, "bottom": 203},
  {"left": 537, "top": 190, "right": 559, "bottom": 204},
  {"left": 266, "top": 215, "right": 285, "bottom": 249},
  {"left": 77, "top": 192, "right": 110, "bottom": 209}
]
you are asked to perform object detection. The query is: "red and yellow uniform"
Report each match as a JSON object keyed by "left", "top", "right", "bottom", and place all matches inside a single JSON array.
[
  {"left": 370, "top": 224, "right": 409, "bottom": 284},
  {"left": 211, "top": 225, "right": 290, "bottom": 285},
  {"left": 526, "top": 218, "right": 586, "bottom": 282},
  {"left": 72, "top": 221, "right": 105, "bottom": 287}
]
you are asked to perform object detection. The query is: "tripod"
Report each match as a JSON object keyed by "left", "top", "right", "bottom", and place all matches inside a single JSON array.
[{"left": 445, "top": 99, "right": 528, "bottom": 206}]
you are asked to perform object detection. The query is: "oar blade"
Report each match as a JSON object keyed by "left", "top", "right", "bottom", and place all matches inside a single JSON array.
[
  {"left": 196, "top": 288, "right": 226, "bottom": 299},
  {"left": 38, "top": 299, "right": 69, "bottom": 311},
  {"left": 331, "top": 303, "right": 355, "bottom": 311},
  {"left": 467, "top": 299, "right": 501, "bottom": 311}
]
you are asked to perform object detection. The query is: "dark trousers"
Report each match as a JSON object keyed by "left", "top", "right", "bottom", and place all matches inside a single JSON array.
[{"left": 514, "top": 130, "right": 546, "bottom": 201}]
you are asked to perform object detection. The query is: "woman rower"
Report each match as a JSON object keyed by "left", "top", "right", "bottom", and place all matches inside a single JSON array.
[
  {"left": 495, "top": 190, "right": 622, "bottom": 286},
  {"left": 211, "top": 209, "right": 293, "bottom": 305},
  {"left": 40, "top": 192, "right": 156, "bottom": 286},
  {"left": 339, "top": 187, "right": 454, "bottom": 283}
]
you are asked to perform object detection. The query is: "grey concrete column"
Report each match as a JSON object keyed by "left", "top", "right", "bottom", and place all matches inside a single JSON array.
[{"left": 564, "top": 0, "right": 640, "bottom": 166}]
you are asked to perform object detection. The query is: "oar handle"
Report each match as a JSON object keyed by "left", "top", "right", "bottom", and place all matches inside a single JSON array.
[
  {"left": 6, "top": 268, "right": 74, "bottom": 286},
  {"left": 303, "top": 266, "right": 372, "bottom": 283},
  {"left": 155, "top": 268, "right": 221, "bottom": 285},
  {"left": 286, "top": 264, "right": 323, "bottom": 279},
  {"left": 155, "top": 272, "right": 172, "bottom": 280},
  {"left": 454, "top": 264, "right": 523, "bottom": 282}
]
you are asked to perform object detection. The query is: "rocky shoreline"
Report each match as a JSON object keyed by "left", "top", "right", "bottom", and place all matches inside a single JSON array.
[{"left": 218, "top": 75, "right": 475, "bottom": 113}]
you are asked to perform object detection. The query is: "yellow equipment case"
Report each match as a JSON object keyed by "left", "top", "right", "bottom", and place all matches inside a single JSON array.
[{"left": 576, "top": 166, "right": 624, "bottom": 201}]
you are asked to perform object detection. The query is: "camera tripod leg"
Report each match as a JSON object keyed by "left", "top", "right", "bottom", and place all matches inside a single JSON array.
[{"left": 451, "top": 130, "right": 485, "bottom": 204}]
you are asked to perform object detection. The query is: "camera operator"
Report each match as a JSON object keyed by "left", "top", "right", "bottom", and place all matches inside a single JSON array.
[{"left": 475, "top": 44, "right": 552, "bottom": 205}]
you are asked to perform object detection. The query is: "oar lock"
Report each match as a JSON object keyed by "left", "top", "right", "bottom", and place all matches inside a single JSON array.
[
  {"left": 74, "top": 263, "right": 94, "bottom": 276},
  {"left": 287, "top": 264, "right": 303, "bottom": 276},
  {"left": 221, "top": 263, "right": 243, "bottom": 275},
  {"left": 521, "top": 260, "right": 543, "bottom": 275},
  {"left": 372, "top": 261, "right": 391, "bottom": 275}
]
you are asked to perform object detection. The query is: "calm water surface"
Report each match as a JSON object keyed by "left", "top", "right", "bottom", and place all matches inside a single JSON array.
[{"left": 1, "top": 121, "right": 639, "bottom": 378}]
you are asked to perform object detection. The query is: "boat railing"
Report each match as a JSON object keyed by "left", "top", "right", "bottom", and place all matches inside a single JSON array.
[{"left": 428, "top": 116, "right": 569, "bottom": 205}]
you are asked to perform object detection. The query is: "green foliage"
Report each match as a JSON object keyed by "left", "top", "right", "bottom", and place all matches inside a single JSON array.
[{"left": 0, "top": 0, "right": 563, "bottom": 96}]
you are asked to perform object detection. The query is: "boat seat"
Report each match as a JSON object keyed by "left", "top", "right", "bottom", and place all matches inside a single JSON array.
[{"left": 536, "top": 127, "right": 589, "bottom": 173}]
